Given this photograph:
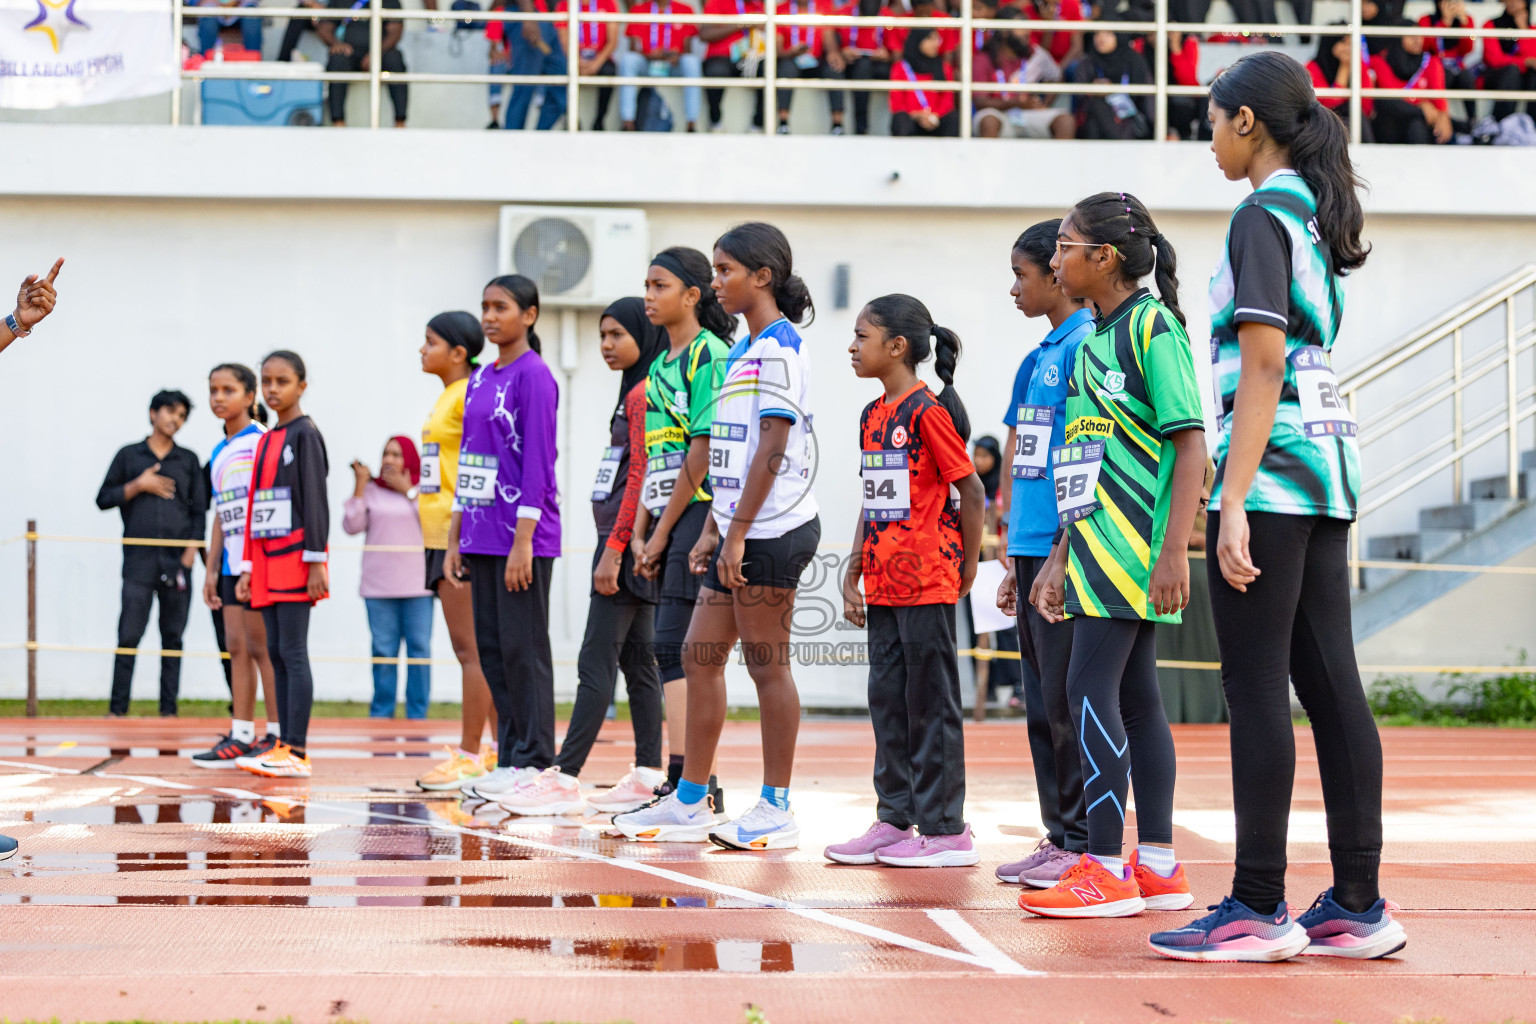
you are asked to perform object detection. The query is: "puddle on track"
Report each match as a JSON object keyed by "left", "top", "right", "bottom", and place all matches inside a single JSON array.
[{"left": 439, "top": 936, "right": 855, "bottom": 972}]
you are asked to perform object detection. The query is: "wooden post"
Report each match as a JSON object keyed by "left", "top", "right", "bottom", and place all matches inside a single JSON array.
[{"left": 26, "top": 519, "right": 37, "bottom": 718}]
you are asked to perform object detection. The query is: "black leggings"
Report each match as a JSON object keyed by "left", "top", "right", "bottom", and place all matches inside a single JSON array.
[
  {"left": 701, "top": 55, "right": 764, "bottom": 128},
  {"left": 1485, "top": 62, "right": 1536, "bottom": 121},
  {"left": 467, "top": 553, "right": 556, "bottom": 771},
  {"left": 261, "top": 601, "right": 313, "bottom": 751},
  {"left": 890, "top": 110, "right": 959, "bottom": 137},
  {"left": 555, "top": 585, "right": 664, "bottom": 777},
  {"left": 1016, "top": 555, "right": 1087, "bottom": 853},
  {"left": 1371, "top": 98, "right": 1435, "bottom": 145},
  {"left": 1207, "top": 511, "right": 1383, "bottom": 914},
  {"left": 774, "top": 56, "right": 844, "bottom": 117},
  {"left": 655, "top": 501, "right": 709, "bottom": 684},
  {"left": 847, "top": 55, "right": 891, "bottom": 135},
  {"left": 1066, "top": 616, "right": 1176, "bottom": 857},
  {"left": 327, "top": 45, "right": 407, "bottom": 122}
]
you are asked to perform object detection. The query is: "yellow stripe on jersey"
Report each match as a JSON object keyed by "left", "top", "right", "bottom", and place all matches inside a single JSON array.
[
  {"left": 1099, "top": 489, "right": 1151, "bottom": 568},
  {"left": 1078, "top": 518, "right": 1148, "bottom": 612}
]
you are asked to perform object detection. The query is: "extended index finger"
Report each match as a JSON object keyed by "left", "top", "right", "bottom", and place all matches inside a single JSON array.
[{"left": 44, "top": 258, "right": 63, "bottom": 285}]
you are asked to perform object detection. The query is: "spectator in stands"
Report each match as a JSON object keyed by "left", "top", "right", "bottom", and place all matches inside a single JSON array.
[
  {"left": 701, "top": 0, "right": 767, "bottom": 132},
  {"left": 1020, "top": 0, "right": 1083, "bottom": 75},
  {"left": 1164, "top": 29, "right": 1205, "bottom": 140},
  {"left": 277, "top": 0, "right": 325, "bottom": 61},
  {"left": 972, "top": 12, "right": 1075, "bottom": 138},
  {"left": 889, "top": 0, "right": 960, "bottom": 59},
  {"left": 1072, "top": 21, "right": 1152, "bottom": 140},
  {"left": 775, "top": 0, "right": 847, "bottom": 134},
  {"left": 838, "top": 0, "right": 896, "bottom": 135},
  {"left": 558, "top": 0, "right": 621, "bottom": 130},
  {"left": 1420, "top": 0, "right": 1478, "bottom": 93},
  {"left": 969, "top": 0, "right": 999, "bottom": 56},
  {"left": 487, "top": 2, "right": 513, "bottom": 128},
  {"left": 1481, "top": 0, "right": 1536, "bottom": 121},
  {"left": 889, "top": 27, "right": 960, "bottom": 135},
  {"left": 1309, "top": 26, "right": 1376, "bottom": 140},
  {"left": 505, "top": 0, "right": 570, "bottom": 130},
  {"left": 195, "top": 0, "right": 264, "bottom": 56},
  {"left": 621, "top": 0, "right": 703, "bottom": 131},
  {"left": 320, "top": 0, "right": 408, "bottom": 127},
  {"left": 1370, "top": 22, "right": 1455, "bottom": 143},
  {"left": 1363, "top": 0, "right": 1403, "bottom": 54}
]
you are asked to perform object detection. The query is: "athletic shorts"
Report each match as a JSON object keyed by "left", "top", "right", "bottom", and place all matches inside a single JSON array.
[
  {"left": 662, "top": 501, "right": 713, "bottom": 603},
  {"left": 973, "top": 106, "right": 1064, "bottom": 138},
  {"left": 218, "top": 573, "right": 247, "bottom": 610},
  {"left": 424, "top": 548, "right": 451, "bottom": 592},
  {"left": 701, "top": 515, "right": 821, "bottom": 593}
]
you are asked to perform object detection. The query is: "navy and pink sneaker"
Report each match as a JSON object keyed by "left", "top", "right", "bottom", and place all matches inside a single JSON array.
[
  {"left": 1148, "top": 895, "right": 1310, "bottom": 962},
  {"left": 1297, "top": 889, "right": 1407, "bottom": 959}
]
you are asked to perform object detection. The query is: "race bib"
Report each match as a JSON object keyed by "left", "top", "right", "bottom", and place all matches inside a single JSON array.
[
  {"left": 419, "top": 442, "right": 442, "bottom": 495},
  {"left": 1291, "top": 346, "right": 1356, "bottom": 438},
  {"left": 1012, "top": 405, "right": 1053, "bottom": 479},
  {"left": 591, "top": 445, "right": 624, "bottom": 501},
  {"left": 644, "top": 450, "right": 685, "bottom": 515},
  {"left": 1051, "top": 442, "right": 1104, "bottom": 526},
  {"left": 457, "top": 452, "right": 499, "bottom": 507},
  {"left": 249, "top": 487, "right": 293, "bottom": 539},
  {"left": 709, "top": 421, "right": 749, "bottom": 492},
  {"left": 215, "top": 486, "right": 247, "bottom": 539},
  {"left": 861, "top": 450, "right": 912, "bottom": 522}
]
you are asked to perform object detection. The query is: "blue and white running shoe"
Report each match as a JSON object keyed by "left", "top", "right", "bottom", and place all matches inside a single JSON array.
[
  {"left": 708, "top": 798, "right": 800, "bottom": 851},
  {"left": 1148, "top": 895, "right": 1310, "bottom": 962},
  {"left": 1297, "top": 888, "right": 1407, "bottom": 959},
  {"left": 0, "top": 833, "right": 16, "bottom": 861},
  {"left": 612, "top": 791, "right": 714, "bottom": 843}
]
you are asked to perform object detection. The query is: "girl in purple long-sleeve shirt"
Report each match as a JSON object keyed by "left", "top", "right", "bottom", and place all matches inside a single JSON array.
[{"left": 445, "top": 275, "right": 562, "bottom": 795}]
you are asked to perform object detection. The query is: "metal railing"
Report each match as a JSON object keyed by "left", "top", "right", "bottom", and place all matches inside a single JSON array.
[{"left": 171, "top": 0, "right": 1536, "bottom": 138}]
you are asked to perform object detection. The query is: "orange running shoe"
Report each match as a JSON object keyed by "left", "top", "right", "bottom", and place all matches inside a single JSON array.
[
  {"left": 1130, "top": 850, "right": 1195, "bottom": 911},
  {"left": 1018, "top": 854, "right": 1146, "bottom": 918}
]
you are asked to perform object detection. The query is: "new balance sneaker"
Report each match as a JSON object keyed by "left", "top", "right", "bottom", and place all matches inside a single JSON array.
[
  {"left": 824, "top": 821, "right": 913, "bottom": 865},
  {"left": 190, "top": 733, "right": 255, "bottom": 769},
  {"left": 0, "top": 833, "right": 16, "bottom": 861},
  {"left": 239, "top": 743, "right": 312, "bottom": 779},
  {"left": 1148, "top": 895, "right": 1310, "bottom": 962},
  {"left": 587, "top": 765, "right": 668, "bottom": 814},
  {"left": 709, "top": 798, "right": 800, "bottom": 851},
  {"left": 1130, "top": 850, "right": 1195, "bottom": 911},
  {"left": 612, "top": 791, "right": 716, "bottom": 843},
  {"left": 497, "top": 767, "right": 586, "bottom": 816},
  {"left": 231, "top": 734, "right": 280, "bottom": 771},
  {"left": 1018, "top": 854, "right": 1146, "bottom": 918},
  {"left": 1297, "top": 889, "right": 1407, "bottom": 959},
  {"left": 1021, "top": 845, "right": 1081, "bottom": 888},
  {"left": 461, "top": 765, "right": 537, "bottom": 799},
  {"left": 996, "top": 838, "right": 1065, "bottom": 884},
  {"left": 876, "top": 825, "right": 980, "bottom": 868},
  {"left": 417, "top": 748, "right": 486, "bottom": 791}
]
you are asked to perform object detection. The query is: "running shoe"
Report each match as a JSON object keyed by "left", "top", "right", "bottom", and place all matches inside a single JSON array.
[
  {"left": 231, "top": 733, "right": 280, "bottom": 771},
  {"left": 1130, "top": 850, "right": 1195, "bottom": 911},
  {"left": 587, "top": 764, "right": 668, "bottom": 813},
  {"left": 417, "top": 748, "right": 486, "bottom": 791},
  {"left": 996, "top": 838, "right": 1064, "bottom": 883},
  {"left": 1021, "top": 845, "right": 1081, "bottom": 888},
  {"left": 876, "top": 825, "right": 980, "bottom": 868},
  {"left": 709, "top": 798, "right": 800, "bottom": 851},
  {"left": 824, "top": 821, "right": 913, "bottom": 865},
  {"left": 461, "top": 765, "right": 536, "bottom": 799},
  {"left": 1147, "top": 895, "right": 1310, "bottom": 962},
  {"left": 497, "top": 767, "right": 586, "bottom": 816},
  {"left": 190, "top": 733, "right": 255, "bottom": 769},
  {"left": 239, "top": 743, "right": 312, "bottom": 779},
  {"left": 1018, "top": 854, "right": 1146, "bottom": 918},
  {"left": 612, "top": 791, "right": 715, "bottom": 843},
  {"left": 0, "top": 834, "right": 16, "bottom": 861},
  {"left": 1296, "top": 889, "right": 1407, "bottom": 959},
  {"left": 480, "top": 743, "right": 498, "bottom": 772}
]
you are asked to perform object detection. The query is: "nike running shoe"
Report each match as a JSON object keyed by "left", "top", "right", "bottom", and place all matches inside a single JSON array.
[
  {"left": 417, "top": 748, "right": 486, "bottom": 791},
  {"left": 1297, "top": 889, "right": 1407, "bottom": 959},
  {"left": 1130, "top": 850, "right": 1195, "bottom": 911},
  {"left": 1021, "top": 845, "right": 1082, "bottom": 888},
  {"left": 587, "top": 764, "right": 668, "bottom": 814},
  {"left": 497, "top": 767, "right": 586, "bottom": 816},
  {"left": 824, "top": 821, "right": 913, "bottom": 865},
  {"left": 612, "top": 791, "right": 715, "bottom": 843},
  {"left": 0, "top": 834, "right": 16, "bottom": 862},
  {"left": 997, "top": 838, "right": 1065, "bottom": 883},
  {"left": 232, "top": 733, "right": 280, "bottom": 771},
  {"left": 1148, "top": 895, "right": 1310, "bottom": 962},
  {"left": 239, "top": 743, "right": 312, "bottom": 779},
  {"left": 1018, "top": 854, "right": 1146, "bottom": 918},
  {"left": 190, "top": 733, "right": 255, "bottom": 769},
  {"left": 709, "top": 798, "right": 800, "bottom": 851},
  {"left": 461, "top": 765, "right": 537, "bottom": 799},
  {"left": 876, "top": 825, "right": 980, "bottom": 868}
]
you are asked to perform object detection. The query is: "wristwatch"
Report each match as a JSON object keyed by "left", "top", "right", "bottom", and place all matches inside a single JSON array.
[
  {"left": 4, "top": 312, "right": 29, "bottom": 338},
  {"left": 406, "top": 485, "right": 420, "bottom": 501}
]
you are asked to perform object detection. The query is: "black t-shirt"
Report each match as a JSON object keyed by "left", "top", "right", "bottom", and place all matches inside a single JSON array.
[
  {"left": 96, "top": 439, "right": 208, "bottom": 583},
  {"left": 327, "top": 0, "right": 402, "bottom": 48},
  {"left": 1228, "top": 203, "right": 1293, "bottom": 331}
]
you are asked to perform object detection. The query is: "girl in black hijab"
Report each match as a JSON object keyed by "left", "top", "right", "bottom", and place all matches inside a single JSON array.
[
  {"left": 1072, "top": 17, "right": 1153, "bottom": 140},
  {"left": 890, "top": 29, "right": 960, "bottom": 136}
]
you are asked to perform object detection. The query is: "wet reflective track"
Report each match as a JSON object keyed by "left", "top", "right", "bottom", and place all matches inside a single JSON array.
[{"left": 1, "top": 717, "right": 1533, "bottom": 1023}]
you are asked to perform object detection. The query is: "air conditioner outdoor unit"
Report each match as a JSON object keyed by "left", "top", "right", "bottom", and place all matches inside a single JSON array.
[{"left": 497, "top": 205, "right": 650, "bottom": 309}]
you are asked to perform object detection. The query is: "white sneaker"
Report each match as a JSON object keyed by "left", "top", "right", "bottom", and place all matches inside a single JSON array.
[
  {"left": 708, "top": 797, "right": 799, "bottom": 851},
  {"left": 586, "top": 764, "right": 667, "bottom": 813},
  {"left": 612, "top": 791, "right": 715, "bottom": 843},
  {"left": 462, "top": 765, "right": 537, "bottom": 798},
  {"left": 497, "top": 767, "right": 586, "bottom": 816}
]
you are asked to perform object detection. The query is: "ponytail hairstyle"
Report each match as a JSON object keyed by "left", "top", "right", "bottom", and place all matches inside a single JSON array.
[
  {"left": 263, "top": 349, "right": 308, "bottom": 381},
  {"left": 427, "top": 310, "right": 486, "bottom": 367},
  {"left": 1209, "top": 50, "right": 1370, "bottom": 273},
  {"left": 210, "top": 361, "right": 268, "bottom": 426},
  {"left": 1013, "top": 218, "right": 1061, "bottom": 277},
  {"left": 485, "top": 274, "right": 543, "bottom": 354},
  {"left": 1066, "top": 192, "right": 1186, "bottom": 327},
  {"left": 861, "top": 293, "right": 971, "bottom": 442},
  {"left": 651, "top": 246, "right": 738, "bottom": 341},
  {"left": 714, "top": 222, "right": 815, "bottom": 326}
]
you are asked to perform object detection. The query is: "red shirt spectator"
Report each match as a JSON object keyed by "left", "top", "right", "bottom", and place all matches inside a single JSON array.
[
  {"left": 1168, "top": 32, "right": 1199, "bottom": 86},
  {"left": 776, "top": 0, "right": 831, "bottom": 57},
  {"left": 1418, "top": 11, "right": 1475, "bottom": 62},
  {"left": 1021, "top": 0, "right": 1083, "bottom": 65},
  {"left": 889, "top": 52, "right": 957, "bottom": 117},
  {"left": 1308, "top": 33, "right": 1375, "bottom": 117},
  {"left": 627, "top": 0, "right": 698, "bottom": 56},
  {"left": 703, "top": 0, "right": 764, "bottom": 60},
  {"left": 887, "top": 2, "right": 960, "bottom": 57},
  {"left": 1370, "top": 44, "right": 1447, "bottom": 111},
  {"left": 1481, "top": 10, "right": 1536, "bottom": 70},
  {"left": 488, "top": 0, "right": 551, "bottom": 43},
  {"left": 838, "top": 0, "right": 895, "bottom": 53},
  {"left": 554, "top": 0, "right": 620, "bottom": 53}
]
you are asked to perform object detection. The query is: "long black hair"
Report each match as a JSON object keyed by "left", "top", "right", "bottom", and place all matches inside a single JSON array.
[
  {"left": 1066, "top": 192, "right": 1186, "bottom": 327},
  {"left": 651, "top": 246, "right": 737, "bottom": 341},
  {"left": 1209, "top": 51, "right": 1370, "bottom": 274},
  {"left": 209, "top": 362, "right": 269, "bottom": 426},
  {"left": 262, "top": 349, "right": 307, "bottom": 381},
  {"left": 485, "top": 274, "right": 543, "bottom": 354},
  {"left": 861, "top": 293, "right": 970, "bottom": 442},
  {"left": 715, "top": 222, "right": 814, "bottom": 326},
  {"left": 1013, "top": 219, "right": 1061, "bottom": 277}
]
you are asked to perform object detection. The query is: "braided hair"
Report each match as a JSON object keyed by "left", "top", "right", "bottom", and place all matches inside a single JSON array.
[{"left": 1066, "top": 191, "right": 1185, "bottom": 327}]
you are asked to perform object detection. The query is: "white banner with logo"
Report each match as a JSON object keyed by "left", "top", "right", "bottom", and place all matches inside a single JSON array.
[{"left": 0, "top": 0, "right": 176, "bottom": 108}]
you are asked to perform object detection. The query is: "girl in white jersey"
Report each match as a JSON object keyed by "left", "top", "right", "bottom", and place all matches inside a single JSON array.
[
  {"left": 191, "top": 363, "right": 280, "bottom": 767},
  {"left": 615, "top": 222, "right": 820, "bottom": 850}
]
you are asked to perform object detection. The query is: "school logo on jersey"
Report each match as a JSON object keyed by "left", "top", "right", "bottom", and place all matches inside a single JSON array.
[
  {"left": 672, "top": 388, "right": 688, "bottom": 414},
  {"left": 1099, "top": 371, "right": 1129, "bottom": 403},
  {"left": 282, "top": 444, "right": 295, "bottom": 466},
  {"left": 891, "top": 425, "right": 908, "bottom": 448},
  {"left": 1043, "top": 364, "right": 1060, "bottom": 387}
]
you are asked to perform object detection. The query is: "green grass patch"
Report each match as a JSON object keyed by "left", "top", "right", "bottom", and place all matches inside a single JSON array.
[
  {"left": 0, "top": 699, "right": 761, "bottom": 722},
  {"left": 1368, "top": 662, "right": 1536, "bottom": 727}
]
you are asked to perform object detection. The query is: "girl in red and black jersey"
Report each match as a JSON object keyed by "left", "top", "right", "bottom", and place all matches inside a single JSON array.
[
  {"left": 830, "top": 294, "right": 985, "bottom": 868},
  {"left": 235, "top": 350, "right": 330, "bottom": 779}
]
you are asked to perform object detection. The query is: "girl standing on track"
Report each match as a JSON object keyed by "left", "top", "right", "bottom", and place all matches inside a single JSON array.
[
  {"left": 1017, "top": 194, "right": 1205, "bottom": 920},
  {"left": 192, "top": 363, "right": 279, "bottom": 768},
  {"left": 615, "top": 223, "right": 820, "bottom": 849},
  {"left": 445, "top": 275, "right": 562, "bottom": 802},
  {"left": 414, "top": 312, "right": 501, "bottom": 793},
  {"left": 1149, "top": 52, "right": 1405, "bottom": 963},
  {"left": 827, "top": 294, "right": 985, "bottom": 868},
  {"left": 235, "top": 350, "right": 330, "bottom": 780}
]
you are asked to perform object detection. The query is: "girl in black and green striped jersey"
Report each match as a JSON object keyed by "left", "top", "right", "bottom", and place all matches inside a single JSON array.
[
  {"left": 1150, "top": 52, "right": 1406, "bottom": 965},
  {"left": 1019, "top": 193, "right": 1207, "bottom": 922}
]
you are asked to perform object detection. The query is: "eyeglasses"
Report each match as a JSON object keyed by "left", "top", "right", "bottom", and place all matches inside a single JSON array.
[{"left": 1056, "top": 240, "right": 1122, "bottom": 259}]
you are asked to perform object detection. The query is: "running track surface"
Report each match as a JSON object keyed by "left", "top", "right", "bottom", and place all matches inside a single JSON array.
[{"left": 0, "top": 717, "right": 1531, "bottom": 1024}]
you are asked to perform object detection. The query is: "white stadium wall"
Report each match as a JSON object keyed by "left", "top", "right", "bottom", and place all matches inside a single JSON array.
[{"left": 3, "top": 126, "right": 1535, "bottom": 704}]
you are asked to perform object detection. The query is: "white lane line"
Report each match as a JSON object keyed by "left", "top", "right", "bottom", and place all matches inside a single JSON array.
[
  {"left": 925, "top": 908, "right": 1037, "bottom": 976},
  {"left": 0, "top": 759, "right": 82, "bottom": 774},
  {"left": 96, "top": 773, "right": 197, "bottom": 790}
]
